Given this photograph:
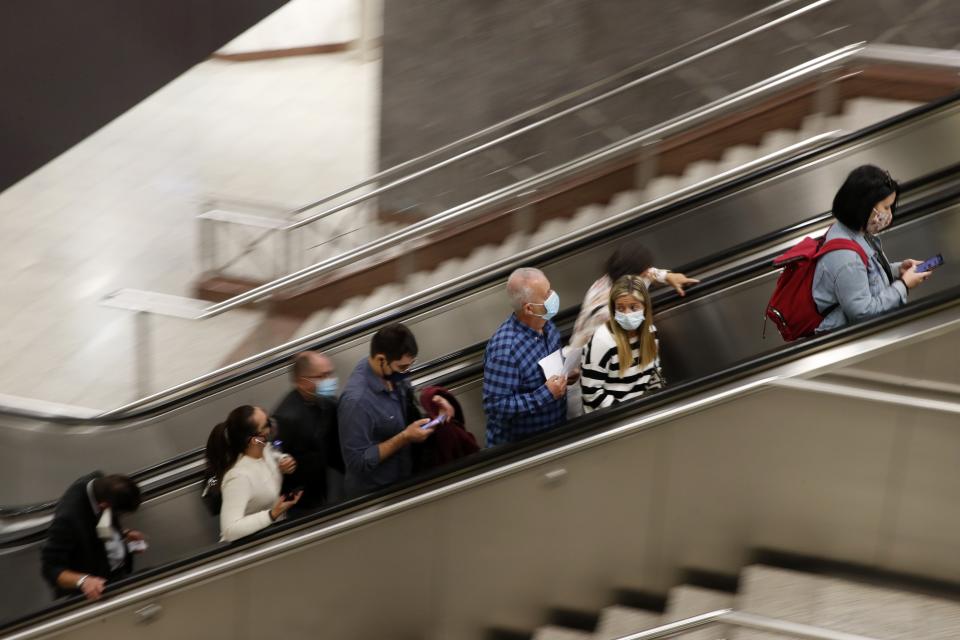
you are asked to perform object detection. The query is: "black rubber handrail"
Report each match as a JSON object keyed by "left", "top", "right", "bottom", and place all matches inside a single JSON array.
[
  {"left": 6, "top": 186, "right": 960, "bottom": 632},
  {"left": 3, "top": 88, "right": 958, "bottom": 428},
  {"left": 12, "top": 273, "right": 959, "bottom": 635},
  {"left": 4, "top": 162, "right": 958, "bottom": 525}
]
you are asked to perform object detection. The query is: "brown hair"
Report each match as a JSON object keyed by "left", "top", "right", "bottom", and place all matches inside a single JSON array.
[{"left": 607, "top": 275, "right": 657, "bottom": 377}]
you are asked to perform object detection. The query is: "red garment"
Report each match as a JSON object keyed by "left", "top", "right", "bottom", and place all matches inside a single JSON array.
[{"left": 415, "top": 386, "right": 479, "bottom": 470}]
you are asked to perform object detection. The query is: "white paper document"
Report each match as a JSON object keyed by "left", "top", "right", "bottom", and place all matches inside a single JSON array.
[{"left": 538, "top": 347, "right": 581, "bottom": 380}]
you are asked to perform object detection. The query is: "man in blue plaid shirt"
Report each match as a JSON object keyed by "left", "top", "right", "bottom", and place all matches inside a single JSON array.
[{"left": 483, "top": 267, "right": 568, "bottom": 446}]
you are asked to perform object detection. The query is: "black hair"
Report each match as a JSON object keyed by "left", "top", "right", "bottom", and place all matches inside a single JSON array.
[
  {"left": 204, "top": 405, "right": 260, "bottom": 482},
  {"left": 604, "top": 239, "right": 654, "bottom": 282},
  {"left": 370, "top": 323, "right": 419, "bottom": 361},
  {"left": 92, "top": 475, "right": 141, "bottom": 513},
  {"left": 832, "top": 165, "right": 899, "bottom": 231}
]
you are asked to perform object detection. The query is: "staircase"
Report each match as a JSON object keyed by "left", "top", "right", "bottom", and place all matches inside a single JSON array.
[
  {"left": 527, "top": 564, "right": 960, "bottom": 639},
  {"left": 290, "top": 97, "right": 921, "bottom": 341}
]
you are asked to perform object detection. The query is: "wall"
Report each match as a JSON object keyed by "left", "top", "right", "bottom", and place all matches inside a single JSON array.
[
  {"left": 376, "top": 0, "right": 960, "bottom": 214},
  {"left": 0, "top": 0, "right": 290, "bottom": 193},
  {"left": 215, "top": 0, "right": 358, "bottom": 55}
]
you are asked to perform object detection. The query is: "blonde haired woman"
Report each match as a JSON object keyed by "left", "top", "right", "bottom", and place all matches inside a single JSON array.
[{"left": 581, "top": 275, "right": 664, "bottom": 413}]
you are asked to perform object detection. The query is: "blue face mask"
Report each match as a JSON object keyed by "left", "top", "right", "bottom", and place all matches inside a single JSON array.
[
  {"left": 614, "top": 309, "right": 645, "bottom": 331},
  {"left": 315, "top": 377, "right": 338, "bottom": 398},
  {"left": 532, "top": 290, "right": 560, "bottom": 321}
]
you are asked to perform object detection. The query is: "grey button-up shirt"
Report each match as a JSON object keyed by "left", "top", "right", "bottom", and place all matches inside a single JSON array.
[
  {"left": 337, "top": 359, "right": 418, "bottom": 496},
  {"left": 813, "top": 222, "right": 907, "bottom": 333}
]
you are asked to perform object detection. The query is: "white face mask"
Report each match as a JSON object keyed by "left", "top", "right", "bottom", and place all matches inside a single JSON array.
[
  {"left": 866, "top": 207, "right": 892, "bottom": 235},
  {"left": 614, "top": 309, "right": 645, "bottom": 331}
]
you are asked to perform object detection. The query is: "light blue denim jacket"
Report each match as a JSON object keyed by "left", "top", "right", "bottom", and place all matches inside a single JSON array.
[{"left": 813, "top": 222, "right": 907, "bottom": 333}]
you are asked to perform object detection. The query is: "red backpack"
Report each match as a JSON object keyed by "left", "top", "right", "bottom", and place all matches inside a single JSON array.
[{"left": 765, "top": 234, "right": 868, "bottom": 341}]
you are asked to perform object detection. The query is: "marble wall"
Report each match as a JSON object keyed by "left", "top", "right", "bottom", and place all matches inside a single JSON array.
[{"left": 377, "top": 0, "right": 960, "bottom": 213}]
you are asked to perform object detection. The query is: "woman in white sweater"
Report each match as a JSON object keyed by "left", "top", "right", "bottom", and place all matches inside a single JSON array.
[
  {"left": 581, "top": 275, "right": 664, "bottom": 413},
  {"left": 205, "top": 405, "right": 302, "bottom": 542}
]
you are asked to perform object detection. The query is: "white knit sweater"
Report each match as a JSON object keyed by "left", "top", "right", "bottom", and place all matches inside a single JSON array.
[{"left": 219, "top": 449, "right": 283, "bottom": 542}]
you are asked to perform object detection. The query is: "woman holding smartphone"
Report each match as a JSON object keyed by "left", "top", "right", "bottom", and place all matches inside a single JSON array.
[
  {"left": 205, "top": 405, "right": 302, "bottom": 542},
  {"left": 812, "top": 165, "right": 932, "bottom": 333}
]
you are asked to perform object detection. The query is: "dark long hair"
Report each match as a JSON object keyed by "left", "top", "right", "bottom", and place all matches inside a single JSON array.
[
  {"left": 205, "top": 405, "right": 259, "bottom": 482},
  {"left": 832, "top": 165, "right": 899, "bottom": 231}
]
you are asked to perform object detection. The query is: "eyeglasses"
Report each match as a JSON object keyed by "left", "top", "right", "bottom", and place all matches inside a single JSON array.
[{"left": 257, "top": 417, "right": 277, "bottom": 434}]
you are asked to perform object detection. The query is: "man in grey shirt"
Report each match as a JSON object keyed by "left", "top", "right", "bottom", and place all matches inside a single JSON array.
[{"left": 338, "top": 323, "right": 452, "bottom": 495}]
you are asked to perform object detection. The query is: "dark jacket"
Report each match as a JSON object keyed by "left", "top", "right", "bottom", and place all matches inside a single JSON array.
[
  {"left": 414, "top": 386, "right": 479, "bottom": 471},
  {"left": 41, "top": 472, "right": 133, "bottom": 598},
  {"left": 273, "top": 390, "right": 345, "bottom": 508}
]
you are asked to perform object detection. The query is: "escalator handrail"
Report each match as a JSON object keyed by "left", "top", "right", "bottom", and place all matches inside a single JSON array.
[
  {"left": 188, "top": 44, "right": 867, "bottom": 319},
  {"left": 6, "top": 165, "right": 958, "bottom": 530},
  {"left": 8, "top": 275, "right": 960, "bottom": 638},
  {"left": 274, "top": 0, "right": 833, "bottom": 221},
  {"left": 6, "top": 162, "right": 960, "bottom": 618},
  {"left": 3, "top": 83, "right": 960, "bottom": 430},
  {"left": 191, "top": 41, "right": 960, "bottom": 318}
]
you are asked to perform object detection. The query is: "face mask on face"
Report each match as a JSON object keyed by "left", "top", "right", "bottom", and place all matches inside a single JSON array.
[
  {"left": 615, "top": 309, "right": 646, "bottom": 331},
  {"left": 380, "top": 358, "right": 410, "bottom": 384},
  {"left": 866, "top": 207, "right": 892, "bottom": 235},
  {"left": 531, "top": 291, "right": 560, "bottom": 321},
  {"left": 315, "top": 377, "right": 338, "bottom": 398}
]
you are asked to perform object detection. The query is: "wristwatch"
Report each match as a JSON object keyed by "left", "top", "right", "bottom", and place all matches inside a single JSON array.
[{"left": 76, "top": 574, "right": 90, "bottom": 590}]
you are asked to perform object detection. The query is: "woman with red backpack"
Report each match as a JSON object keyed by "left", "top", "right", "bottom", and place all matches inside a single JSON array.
[
  {"left": 810, "top": 165, "right": 932, "bottom": 334},
  {"left": 767, "top": 165, "right": 934, "bottom": 340}
]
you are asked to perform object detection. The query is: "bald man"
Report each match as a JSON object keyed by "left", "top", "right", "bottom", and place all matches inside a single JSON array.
[
  {"left": 272, "top": 351, "right": 345, "bottom": 508},
  {"left": 482, "top": 267, "right": 568, "bottom": 446}
]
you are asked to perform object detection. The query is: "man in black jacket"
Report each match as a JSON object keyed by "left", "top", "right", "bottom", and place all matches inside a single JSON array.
[
  {"left": 41, "top": 472, "right": 145, "bottom": 601},
  {"left": 273, "top": 351, "right": 345, "bottom": 509}
]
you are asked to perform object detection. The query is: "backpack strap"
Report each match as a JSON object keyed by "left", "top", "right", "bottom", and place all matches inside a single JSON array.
[
  {"left": 814, "top": 238, "right": 869, "bottom": 268},
  {"left": 813, "top": 238, "right": 869, "bottom": 318}
]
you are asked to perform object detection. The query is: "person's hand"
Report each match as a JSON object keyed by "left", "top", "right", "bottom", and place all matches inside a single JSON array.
[
  {"left": 269, "top": 490, "right": 302, "bottom": 521},
  {"left": 899, "top": 259, "right": 921, "bottom": 276},
  {"left": 546, "top": 375, "right": 567, "bottom": 399},
  {"left": 123, "top": 529, "right": 147, "bottom": 553},
  {"left": 432, "top": 395, "right": 455, "bottom": 420},
  {"left": 664, "top": 272, "right": 700, "bottom": 296},
  {"left": 402, "top": 418, "right": 433, "bottom": 443},
  {"left": 278, "top": 455, "right": 297, "bottom": 475},
  {"left": 566, "top": 368, "right": 580, "bottom": 385},
  {"left": 80, "top": 576, "right": 107, "bottom": 601},
  {"left": 901, "top": 264, "right": 932, "bottom": 289}
]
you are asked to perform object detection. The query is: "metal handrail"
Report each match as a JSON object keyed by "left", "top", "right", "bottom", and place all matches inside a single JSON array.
[
  {"left": 192, "top": 40, "right": 960, "bottom": 319},
  {"left": 194, "top": 43, "right": 864, "bottom": 318},
  {"left": 282, "top": 0, "right": 819, "bottom": 219},
  {"left": 278, "top": 0, "right": 837, "bottom": 231},
  {"left": 616, "top": 609, "right": 880, "bottom": 640},
  {"left": 23, "top": 43, "right": 960, "bottom": 419},
  {"left": 102, "top": 127, "right": 845, "bottom": 418}
]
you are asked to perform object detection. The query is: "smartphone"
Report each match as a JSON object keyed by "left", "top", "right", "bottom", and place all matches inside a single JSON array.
[
  {"left": 285, "top": 486, "right": 304, "bottom": 501},
  {"left": 422, "top": 414, "right": 448, "bottom": 429},
  {"left": 915, "top": 254, "right": 944, "bottom": 273}
]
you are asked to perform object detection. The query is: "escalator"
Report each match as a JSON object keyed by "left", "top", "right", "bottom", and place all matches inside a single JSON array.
[
  {"left": 4, "top": 91, "right": 960, "bottom": 507},
  {"left": 2, "top": 95, "right": 960, "bottom": 638}
]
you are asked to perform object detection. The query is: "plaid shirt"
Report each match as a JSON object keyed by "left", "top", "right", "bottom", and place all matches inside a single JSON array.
[{"left": 483, "top": 314, "right": 566, "bottom": 446}]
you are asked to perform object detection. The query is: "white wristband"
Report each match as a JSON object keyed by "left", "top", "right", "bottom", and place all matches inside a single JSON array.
[{"left": 76, "top": 574, "right": 90, "bottom": 590}]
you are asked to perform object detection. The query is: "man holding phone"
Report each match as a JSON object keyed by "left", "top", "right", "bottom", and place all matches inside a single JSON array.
[{"left": 338, "top": 324, "right": 454, "bottom": 496}]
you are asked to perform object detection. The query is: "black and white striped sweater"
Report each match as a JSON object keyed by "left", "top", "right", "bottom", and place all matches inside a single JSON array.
[{"left": 580, "top": 323, "right": 664, "bottom": 413}]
